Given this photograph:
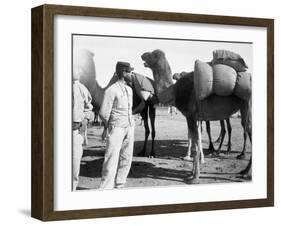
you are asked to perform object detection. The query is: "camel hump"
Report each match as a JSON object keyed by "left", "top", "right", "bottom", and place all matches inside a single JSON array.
[
  {"left": 73, "top": 49, "right": 94, "bottom": 69},
  {"left": 73, "top": 49, "right": 96, "bottom": 91}
]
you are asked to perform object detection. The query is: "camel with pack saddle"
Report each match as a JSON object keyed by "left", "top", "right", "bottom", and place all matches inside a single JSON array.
[
  {"left": 141, "top": 49, "right": 252, "bottom": 183},
  {"left": 173, "top": 71, "right": 249, "bottom": 161}
]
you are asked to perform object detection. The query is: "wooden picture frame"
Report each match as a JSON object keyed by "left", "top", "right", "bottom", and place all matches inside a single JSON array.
[{"left": 31, "top": 4, "right": 274, "bottom": 221}]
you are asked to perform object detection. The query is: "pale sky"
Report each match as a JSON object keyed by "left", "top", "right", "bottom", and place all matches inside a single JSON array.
[{"left": 73, "top": 35, "right": 252, "bottom": 87}]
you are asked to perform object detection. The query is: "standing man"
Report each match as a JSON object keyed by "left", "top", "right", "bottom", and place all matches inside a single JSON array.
[
  {"left": 72, "top": 65, "right": 94, "bottom": 191},
  {"left": 99, "top": 61, "right": 135, "bottom": 189}
]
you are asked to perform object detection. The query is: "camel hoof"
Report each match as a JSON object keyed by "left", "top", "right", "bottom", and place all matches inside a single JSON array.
[
  {"left": 236, "top": 153, "right": 246, "bottom": 160},
  {"left": 205, "top": 145, "right": 215, "bottom": 156},
  {"left": 240, "top": 174, "right": 251, "bottom": 180},
  {"left": 239, "top": 167, "right": 248, "bottom": 175},
  {"left": 137, "top": 151, "right": 146, "bottom": 157},
  {"left": 209, "top": 145, "right": 215, "bottom": 153},
  {"left": 200, "top": 159, "right": 205, "bottom": 164},
  {"left": 215, "top": 138, "right": 221, "bottom": 144},
  {"left": 183, "top": 156, "right": 192, "bottom": 161},
  {"left": 211, "top": 151, "right": 220, "bottom": 157},
  {"left": 184, "top": 175, "right": 200, "bottom": 184},
  {"left": 239, "top": 170, "right": 251, "bottom": 180}
]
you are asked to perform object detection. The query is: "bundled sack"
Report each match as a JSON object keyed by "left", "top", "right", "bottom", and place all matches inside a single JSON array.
[
  {"left": 194, "top": 60, "right": 237, "bottom": 100},
  {"left": 212, "top": 64, "right": 237, "bottom": 96},
  {"left": 194, "top": 60, "right": 213, "bottom": 100},
  {"left": 212, "top": 49, "right": 248, "bottom": 72},
  {"left": 132, "top": 72, "right": 155, "bottom": 101},
  {"left": 234, "top": 72, "right": 252, "bottom": 101}
]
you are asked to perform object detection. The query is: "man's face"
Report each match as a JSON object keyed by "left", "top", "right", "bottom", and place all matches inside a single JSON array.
[{"left": 123, "top": 71, "right": 133, "bottom": 86}]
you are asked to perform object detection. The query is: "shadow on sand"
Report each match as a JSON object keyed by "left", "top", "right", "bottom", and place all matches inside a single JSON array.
[{"left": 79, "top": 140, "right": 245, "bottom": 184}]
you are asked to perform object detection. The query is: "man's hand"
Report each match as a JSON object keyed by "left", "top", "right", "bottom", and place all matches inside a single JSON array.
[
  {"left": 101, "top": 127, "right": 108, "bottom": 140},
  {"left": 149, "top": 95, "right": 159, "bottom": 104},
  {"left": 132, "top": 100, "right": 146, "bottom": 114},
  {"left": 80, "top": 118, "right": 88, "bottom": 133}
]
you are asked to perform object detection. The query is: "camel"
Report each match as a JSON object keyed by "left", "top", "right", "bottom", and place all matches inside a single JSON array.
[
  {"left": 173, "top": 72, "right": 248, "bottom": 159},
  {"left": 74, "top": 49, "right": 156, "bottom": 157},
  {"left": 173, "top": 72, "right": 230, "bottom": 160},
  {"left": 141, "top": 49, "right": 252, "bottom": 183}
]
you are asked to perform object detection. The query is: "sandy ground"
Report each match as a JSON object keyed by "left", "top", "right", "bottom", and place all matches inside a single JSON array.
[{"left": 77, "top": 107, "right": 251, "bottom": 190}]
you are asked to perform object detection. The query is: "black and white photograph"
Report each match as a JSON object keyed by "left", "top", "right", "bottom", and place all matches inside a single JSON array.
[
  {"left": 29, "top": 3, "right": 274, "bottom": 222},
  {"left": 0, "top": 0, "right": 279, "bottom": 224},
  {"left": 72, "top": 34, "right": 253, "bottom": 191}
]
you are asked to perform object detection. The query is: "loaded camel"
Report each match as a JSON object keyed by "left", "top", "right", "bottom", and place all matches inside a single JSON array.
[
  {"left": 173, "top": 72, "right": 248, "bottom": 160},
  {"left": 141, "top": 49, "right": 252, "bottom": 183},
  {"left": 75, "top": 49, "right": 157, "bottom": 157},
  {"left": 173, "top": 72, "right": 230, "bottom": 161}
]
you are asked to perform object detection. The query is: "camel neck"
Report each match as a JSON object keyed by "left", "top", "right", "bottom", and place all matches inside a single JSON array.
[
  {"left": 90, "top": 81, "right": 104, "bottom": 109},
  {"left": 153, "top": 70, "right": 173, "bottom": 95}
]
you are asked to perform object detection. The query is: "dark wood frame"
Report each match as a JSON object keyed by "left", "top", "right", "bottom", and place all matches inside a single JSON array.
[{"left": 31, "top": 4, "right": 274, "bottom": 221}]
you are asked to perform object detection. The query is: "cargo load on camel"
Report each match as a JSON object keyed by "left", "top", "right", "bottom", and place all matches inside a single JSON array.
[
  {"left": 193, "top": 49, "right": 251, "bottom": 102},
  {"left": 211, "top": 49, "right": 248, "bottom": 72},
  {"left": 131, "top": 72, "right": 155, "bottom": 101}
]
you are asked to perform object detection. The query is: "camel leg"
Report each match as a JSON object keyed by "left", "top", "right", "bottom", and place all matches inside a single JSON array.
[
  {"left": 226, "top": 118, "right": 232, "bottom": 153},
  {"left": 206, "top": 121, "right": 215, "bottom": 154},
  {"left": 198, "top": 122, "right": 205, "bottom": 164},
  {"left": 138, "top": 105, "right": 150, "bottom": 157},
  {"left": 185, "top": 118, "right": 201, "bottom": 184},
  {"left": 193, "top": 121, "right": 201, "bottom": 180},
  {"left": 237, "top": 128, "right": 247, "bottom": 159},
  {"left": 239, "top": 157, "right": 252, "bottom": 178},
  {"left": 101, "top": 126, "right": 107, "bottom": 141},
  {"left": 216, "top": 120, "right": 226, "bottom": 154},
  {"left": 149, "top": 104, "right": 156, "bottom": 157},
  {"left": 184, "top": 121, "right": 192, "bottom": 160},
  {"left": 239, "top": 129, "right": 252, "bottom": 176},
  {"left": 184, "top": 122, "right": 204, "bottom": 163},
  {"left": 215, "top": 124, "right": 222, "bottom": 143},
  {"left": 83, "top": 126, "right": 88, "bottom": 146},
  {"left": 238, "top": 100, "right": 252, "bottom": 177}
]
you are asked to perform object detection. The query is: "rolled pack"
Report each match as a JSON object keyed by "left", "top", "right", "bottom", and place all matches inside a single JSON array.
[
  {"left": 194, "top": 60, "right": 213, "bottom": 100},
  {"left": 234, "top": 72, "right": 252, "bottom": 101},
  {"left": 212, "top": 49, "right": 248, "bottom": 72},
  {"left": 212, "top": 64, "right": 237, "bottom": 96},
  {"left": 132, "top": 73, "right": 155, "bottom": 101}
]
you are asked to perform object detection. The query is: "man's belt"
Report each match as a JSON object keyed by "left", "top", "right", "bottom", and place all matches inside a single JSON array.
[{"left": 72, "top": 122, "right": 81, "bottom": 130}]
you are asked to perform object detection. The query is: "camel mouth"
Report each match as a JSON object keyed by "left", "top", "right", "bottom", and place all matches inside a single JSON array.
[{"left": 141, "top": 52, "right": 151, "bottom": 68}]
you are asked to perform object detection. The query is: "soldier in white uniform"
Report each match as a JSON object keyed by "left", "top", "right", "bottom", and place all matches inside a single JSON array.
[
  {"left": 72, "top": 65, "right": 94, "bottom": 191},
  {"left": 99, "top": 61, "right": 135, "bottom": 189}
]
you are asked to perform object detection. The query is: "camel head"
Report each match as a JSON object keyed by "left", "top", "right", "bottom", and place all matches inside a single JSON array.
[
  {"left": 73, "top": 49, "right": 97, "bottom": 95},
  {"left": 173, "top": 71, "right": 194, "bottom": 81},
  {"left": 141, "top": 49, "right": 173, "bottom": 95}
]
